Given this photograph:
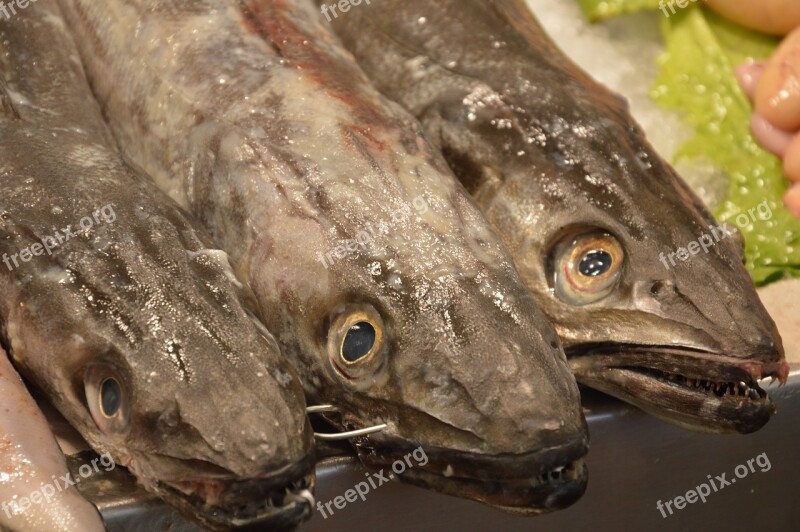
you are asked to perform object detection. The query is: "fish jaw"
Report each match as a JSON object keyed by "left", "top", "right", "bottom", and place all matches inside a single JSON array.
[
  {"left": 568, "top": 347, "right": 788, "bottom": 433},
  {"left": 142, "top": 462, "right": 315, "bottom": 531},
  {"left": 353, "top": 436, "right": 588, "bottom": 514}
]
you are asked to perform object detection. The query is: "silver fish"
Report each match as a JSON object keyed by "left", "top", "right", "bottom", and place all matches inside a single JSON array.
[
  {"left": 322, "top": 0, "right": 790, "bottom": 433},
  {"left": 58, "top": 0, "right": 589, "bottom": 513},
  {"left": 0, "top": 1, "right": 314, "bottom": 529}
]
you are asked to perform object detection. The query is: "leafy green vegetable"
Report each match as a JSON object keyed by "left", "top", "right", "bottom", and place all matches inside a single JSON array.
[
  {"left": 651, "top": 7, "right": 799, "bottom": 284},
  {"left": 577, "top": 0, "right": 661, "bottom": 21}
]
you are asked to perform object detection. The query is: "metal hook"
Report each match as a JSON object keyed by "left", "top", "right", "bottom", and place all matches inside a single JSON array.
[
  {"left": 306, "top": 404, "right": 387, "bottom": 440},
  {"left": 285, "top": 488, "right": 315, "bottom": 508},
  {"left": 306, "top": 404, "right": 337, "bottom": 414}
]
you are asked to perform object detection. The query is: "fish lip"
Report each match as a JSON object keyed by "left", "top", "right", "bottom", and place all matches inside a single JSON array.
[
  {"left": 568, "top": 345, "right": 785, "bottom": 433},
  {"left": 151, "top": 461, "right": 316, "bottom": 530},
  {"left": 355, "top": 439, "right": 588, "bottom": 512}
]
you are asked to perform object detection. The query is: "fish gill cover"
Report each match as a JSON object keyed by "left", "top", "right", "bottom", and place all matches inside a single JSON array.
[{"left": 577, "top": 0, "right": 800, "bottom": 285}]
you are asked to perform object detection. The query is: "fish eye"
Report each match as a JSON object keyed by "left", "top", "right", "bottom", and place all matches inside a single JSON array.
[
  {"left": 85, "top": 365, "right": 130, "bottom": 434},
  {"left": 100, "top": 378, "right": 122, "bottom": 417},
  {"left": 551, "top": 230, "right": 625, "bottom": 305},
  {"left": 327, "top": 304, "right": 387, "bottom": 381},
  {"left": 341, "top": 322, "right": 377, "bottom": 362},
  {"left": 578, "top": 250, "right": 613, "bottom": 277}
]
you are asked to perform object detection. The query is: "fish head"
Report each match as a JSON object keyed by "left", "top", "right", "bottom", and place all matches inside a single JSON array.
[
  {"left": 80, "top": 325, "right": 315, "bottom": 531},
  {"left": 263, "top": 195, "right": 588, "bottom": 513},
  {"left": 3, "top": 198, "right": 315, "bottom": 530},
  {"left": 486, "top": 97, "right": 787, "bottom": 434}
]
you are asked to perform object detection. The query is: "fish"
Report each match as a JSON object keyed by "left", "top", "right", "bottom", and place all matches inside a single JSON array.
[
  {"left": 57, "top": 0, "right": 590, "bottom": 513},
  {"left": 0, "top": 348, "right": 106, "bottom": 532},
  {"left": 0, "top": 1, "right": 316, "bottom": 529},
  {"left": 321, "top": 0, "right": 790, "bottom": 434}
]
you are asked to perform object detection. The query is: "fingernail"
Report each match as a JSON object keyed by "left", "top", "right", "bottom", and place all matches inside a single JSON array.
[{"left": 736, "top": 61, "right": 766, "bottom": 99}]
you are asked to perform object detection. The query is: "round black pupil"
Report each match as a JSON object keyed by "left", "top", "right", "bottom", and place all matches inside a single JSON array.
[
  {"left": 100, "top": 378, "right": 122, "bottom": 417},
  {"left": 342, "top": 322, "right": 376, "bottom": 362},
  {"left": 578, "top": 250, "right": 612, "bottom": 277}
]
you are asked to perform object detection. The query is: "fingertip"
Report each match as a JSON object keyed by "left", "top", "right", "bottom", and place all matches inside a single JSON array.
[
  {"left": 751, "top": 114, "right": 794, "bottom": 157},
  {"left": 784, "top": 133, "right": 800, "bottom": 183},
  {"left": 754, "top": 32, "right": 800, "bottom": 131},
  {"left": 736, "top": 61, "right": 766, "bottom": 100},
  {"left": 783, "top": 183, "right": 800, "bottom": 219}
]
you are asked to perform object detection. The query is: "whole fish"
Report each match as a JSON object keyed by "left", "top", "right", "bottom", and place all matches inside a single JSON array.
[
  {"left": 58, "top": 0, "right": 590, "bottom": 513},
  {"left": 322, "top": 0, "right": 790, "bottom": 433},
  {"left": 0, "top": 2, "right": 315, "bottom": 529},
  {"left": 0, "top": 349, "right": 106, "bottom": 532}
]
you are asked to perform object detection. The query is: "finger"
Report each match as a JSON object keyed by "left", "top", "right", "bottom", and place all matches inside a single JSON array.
[
  {"left": 783, "top": 182, "right": 800, "bottom": 219},
  {"left": 705, "top": 0, "right": 800, "bottom": 36},
  {"left": 754, "top": 28, "right": 800, "bottom": 131},
  {"left": 783, "top": 132, "right": 800, "bottom": 182},
  {"left": 751, "top": 113, "right": 795, "bottom": 157},
  {"left": 736, "top": 61, "right": 766, "bottom": 100}
]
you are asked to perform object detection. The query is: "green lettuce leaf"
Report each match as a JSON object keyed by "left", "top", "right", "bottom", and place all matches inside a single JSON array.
[
  {"left": 577, "top": 0, "right": 662, "bottom": 21},
  {"left": 651, "top": 7, "right": 799, "bottom": 284}
]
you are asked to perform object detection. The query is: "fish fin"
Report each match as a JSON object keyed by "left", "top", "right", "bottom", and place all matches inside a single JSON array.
[{"left": 0, "top": 76, "right": 20, "bottom": 120}]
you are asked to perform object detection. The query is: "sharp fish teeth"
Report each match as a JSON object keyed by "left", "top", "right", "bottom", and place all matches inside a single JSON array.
[{"left": 670, "top": 373, "right": 766, "bottom": 403}]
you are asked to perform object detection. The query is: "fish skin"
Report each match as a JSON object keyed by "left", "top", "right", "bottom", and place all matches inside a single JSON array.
[
  {"left": 0, "top": 2, "right": 315, "bottom": 529},
  {"left": 0, "top": 349, "right": 106, "bottom": 532},
  {"left": 58, "top": 0, "right": 590, "bottom": 512},
  {"left": 322, "top": 0, "right": 789, "bottom": 434}
]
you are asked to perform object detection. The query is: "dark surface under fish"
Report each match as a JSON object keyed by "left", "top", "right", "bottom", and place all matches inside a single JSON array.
[
  {"left": 0, "top": 1, "right": 315, "bottom": 529},
  {"left": 322, "top": 0, "right": 789, "bottom": 434},
  {"left": 58, "top": 0, "right": 590, "bottom": 514}
]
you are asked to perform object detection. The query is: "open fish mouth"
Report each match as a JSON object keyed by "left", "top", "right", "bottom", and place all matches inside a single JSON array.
[
  {"left": 355, "top": 441, "right": 588, "bottom": 514},
  {"left": 568, "top": 345, "right": 789, "bottom": 434},
  {"left": 153, "top": 467, "right": 315, "bottom": 530}
]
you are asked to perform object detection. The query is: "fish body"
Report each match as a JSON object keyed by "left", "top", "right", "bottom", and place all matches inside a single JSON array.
[
  {"left": 58, "top": 0, "right": 590, "bottom": 513},
  {"left": 0, "top": 2, "right": 315, "bottom": 529},
  {"left": 0, "top": 349, "right": 106, "bottom": 532},
  {"left": 322, "top": 0, "right": 788, "bottom": 433}
]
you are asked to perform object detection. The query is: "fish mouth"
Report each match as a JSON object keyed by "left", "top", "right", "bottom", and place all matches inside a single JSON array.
[
  {"left": 355, "top": 439, "right": 588, "bottom": 514},
  {"left": 151, "top": 460, "right": 316, "bottom": 531},
  {"left": 568, "top": 345, "right": 788, "bottom": 434}
]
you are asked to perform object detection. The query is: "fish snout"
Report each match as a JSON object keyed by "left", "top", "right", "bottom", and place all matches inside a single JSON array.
[
  {"left": 640, "top": 275, "right": 783, "bottom": 360},
  {"left": 389, "top": 338, "right": 586, "bottom": 457}
]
